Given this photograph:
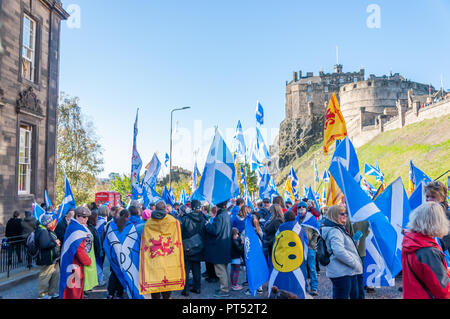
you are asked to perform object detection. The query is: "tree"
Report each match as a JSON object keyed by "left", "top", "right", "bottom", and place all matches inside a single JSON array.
[
  {"left": 109, "top": 173, "right": 132, "bottom": 202},
  {"left": 56, "top": 93, "right": 104, "bottom": 205}
]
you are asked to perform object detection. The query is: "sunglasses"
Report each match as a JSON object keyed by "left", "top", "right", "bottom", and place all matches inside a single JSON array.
[{"left": 339, "top": 212, "right": 348, "bottom": 217}]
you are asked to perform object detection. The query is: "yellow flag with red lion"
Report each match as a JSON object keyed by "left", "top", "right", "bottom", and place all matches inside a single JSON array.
[
  {"left": 324, "top": 93, "right": 347, "bottom": 155},
  {"left": 139, "top": 214, "right": 185, "bottom": 294}
]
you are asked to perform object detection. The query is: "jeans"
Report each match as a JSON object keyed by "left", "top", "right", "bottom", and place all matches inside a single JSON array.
[
  {"left": 357, "top": 256, "right": 365, "bottom": 299},
  {"left": 330, "top": 275, "right": 359, "bottom": 299},
  {"left": 107, "top": 268, "right": 124, "bottom": 298},
  {"left": 307, "top": 249, "right": 318, "bottom": 291}
]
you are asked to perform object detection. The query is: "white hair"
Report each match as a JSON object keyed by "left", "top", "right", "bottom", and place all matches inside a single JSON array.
[{"left": 407, "top": 202, "right": 449, "bottom": 238}]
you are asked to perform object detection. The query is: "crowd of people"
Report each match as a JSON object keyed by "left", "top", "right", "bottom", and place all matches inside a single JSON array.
[{"left": 3, "top": 180, "right": 450, "bottom": 300}]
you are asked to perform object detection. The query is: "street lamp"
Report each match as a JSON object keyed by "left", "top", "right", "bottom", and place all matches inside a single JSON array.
[{"left": 169, "top": 106, "right": 191, "bottom": 188}]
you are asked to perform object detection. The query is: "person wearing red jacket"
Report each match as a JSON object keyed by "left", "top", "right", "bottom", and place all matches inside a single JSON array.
[{"left": 402, "top": 202, "right": 450, "bottom": 299}]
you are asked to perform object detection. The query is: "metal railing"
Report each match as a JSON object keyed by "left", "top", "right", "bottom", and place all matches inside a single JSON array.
[{"left": 1, "top": 235, "right": 37, "bottom": 278}]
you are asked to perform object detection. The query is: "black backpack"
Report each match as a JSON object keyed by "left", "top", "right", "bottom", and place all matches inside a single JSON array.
[
  {"left": 26, "top": 231, "right": 40, "bottom": 258},
  {"left": 316, "top": 236, "right": 331, "bottom": 266}
]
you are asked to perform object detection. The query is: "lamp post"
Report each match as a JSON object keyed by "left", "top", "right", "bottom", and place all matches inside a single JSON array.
[{"left": 169, "top": 106, "right": 191, "bottom": 189}]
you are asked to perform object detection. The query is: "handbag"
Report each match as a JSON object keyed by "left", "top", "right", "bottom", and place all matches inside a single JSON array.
[{"left": 182, "top": 233, "right": 204, "bottom": 256}]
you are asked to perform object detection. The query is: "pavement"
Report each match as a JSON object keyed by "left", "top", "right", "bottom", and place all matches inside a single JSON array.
[{"left": 0, "top": 260, "right": 403, "bottom": 299}]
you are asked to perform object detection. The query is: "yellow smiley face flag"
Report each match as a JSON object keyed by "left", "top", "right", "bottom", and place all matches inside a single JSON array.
[
  {"left": 139, "top": 214, "right": 185, "bottom": 294},
  {"left": 268, "top": 221, "right": 308, "bottom": 299}
]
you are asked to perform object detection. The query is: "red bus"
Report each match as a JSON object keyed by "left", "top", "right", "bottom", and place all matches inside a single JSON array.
[{"left": 95, "top": 191, "right": 121, "bottom": 209}]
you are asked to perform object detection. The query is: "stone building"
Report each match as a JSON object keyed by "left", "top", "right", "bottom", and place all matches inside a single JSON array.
[
  {"left": 273, "top": 64, "right": 364, "bottom": 173},
  {"left": 0, "top": 0, "right": 69, "bottom": 234}
]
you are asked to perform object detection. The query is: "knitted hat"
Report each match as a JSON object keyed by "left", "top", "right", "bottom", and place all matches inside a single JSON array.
[
  {"left": 297, "top": 201, "right": 308, "bottom": 209},
  {"left": 40, "top": 214, "right": 54, "bottom": 226},
  {"left": 142, "top": 209, "right": 152, "bottom": 221}
]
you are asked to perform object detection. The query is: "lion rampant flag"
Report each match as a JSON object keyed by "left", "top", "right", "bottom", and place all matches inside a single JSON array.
[
  {"left": 139, "top": 214, "right": 185, "bottom": 294},
  {"left": 326, "top": 174, "right": 344, "bottom": 206},
  {"left": 284, "top": 178, "right": 295, "bottom": 203},
  {"left": 324, "top": 93, "right": 347, "bottom": 155}
]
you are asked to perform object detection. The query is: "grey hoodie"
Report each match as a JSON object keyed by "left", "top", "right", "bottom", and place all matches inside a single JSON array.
[{"left": 321, "top": 218, "right": 363, "bottom": 279}]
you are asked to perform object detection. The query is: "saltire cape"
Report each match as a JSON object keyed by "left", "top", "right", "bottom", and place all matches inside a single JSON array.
[
  {"left": 59, "top": 219, "right": 90, "bottom": 299},
  {"left": 139, "top": 214, "right": 185, "bottom": 294},
  {"left": 103, "top": 220, "right": 144, "bottom": 299}
]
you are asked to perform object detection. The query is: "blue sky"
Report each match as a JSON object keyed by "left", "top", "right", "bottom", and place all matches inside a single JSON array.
[{"left": 59, "top": 0, "right": 450, "bottom": 178}]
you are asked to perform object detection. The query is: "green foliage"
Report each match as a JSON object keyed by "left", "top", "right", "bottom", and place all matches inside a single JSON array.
[
  {"left": 235, "top": 162, "right": 258, "bottom": 196},
  {"left": 109, "top": 174, "right": 132, "bottom": 201},
  {"left": 56, "top": 93, "right": 104, "bottom": 205}
]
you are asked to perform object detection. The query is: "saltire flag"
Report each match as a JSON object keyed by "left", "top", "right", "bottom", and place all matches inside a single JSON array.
[
  {"left": 323, "top": 92, "right": 347, "bottom": 155},
  {"left": 191, "top": 129, "right": 240, "bottom": 205},
  {"left": 165, "top": 153, "right": 170, "bottom": 168},
  {"left": 243, "top": 188, "right": 255, "bottom": 211},
  {"left": 321, "top": 187, "right": 327, "bottom": 206},
  {"left": 142, "top": 153, "right": 161, "bottom": 190},
  {"left": 191, "top": 161, "right": 201, "bottom": 192},
  {"left": 244, "top": 215, "right": 269, "bottom": 296},
  {"left": 131, "top": 109, "right": 143, "bottom": 200},
  {"left": 268, "top": 221, "right": 308, "bottom": 299},
  {"left": 240, "top": 164, "right": 247, "bottom": 190},
  {"left": 250, "top": 142, "right": 264, "bottom": 172},
  {"left": 255, "top": 126, "right": 271, "bottom": 162},
  {"left": 283, "top": 179, "right": 295, "bottom": 203},
  {"left": 306, "top": 186, "right": 320, "bottom": 211},
  {"left": 256, "top": 101, "right": 264, "bottom": 126},
  {"left": 314, "top": 161, "right": 319, "bottom": 183},
  {"left": 330, "top": 136, "right": 362, "bottom": 186},
  {"left": 302, "top": 185, "right": 308, "bottom": 198},
  {"left": 142, "top": 185, "right": 163, "bottom": 209},
  {"left": 103, "top": 220, "right": 144, "bottom": 299},
  {"left": 57, "top": 176, "right": 77, "bottom": 222},
  {"left": 364, "top": 163, "right": 384, "bottom": 182},
  {"left": 322, "top": 169, "right": 330, "bottom": 183},
  {"left": 363, "top": 231, "right": 396, "bottom": 287},
  {"left": 408, "top": 181, "right": 426, "bottom": 211},
  {"left": 178, "top": 189, "right": 188, "bottom": 205},
  {"left": 259, "top": 166, "right": 271, "bottom": 200},
  {"left": 267, "top": 177, "right": 280, "bottom": 202},
  {"left": 409, "top": 160, "right": 432, "bottom": 194},
  {"left": 59, "top": 218, "right": 90, "bottom": 299},
  {"left": 44, "top": 190, "right": 53, "bottom": 210},
  {"left": 33, "top": 202, "right": 46, "bottom": 222},
  {"left": 233, "top": 120, "right": 247, "bottom": 162},
  {"left": 163, "top": 186, "right": 175, "bottom": 207},
  {"left": 296, "top": 212, "right": 320, "bottom": 233},
  {"left": 95, "top": 215, "right": 107, "bottom": 283},
  {"left": 374, "top": 177, "right": 411, "bottom": 257},
  {"left": 288, "top": 166, "right": 299, "bottom": 200},
  {"left": 329, "top": 161, "right": 402, "bottom": 277}
]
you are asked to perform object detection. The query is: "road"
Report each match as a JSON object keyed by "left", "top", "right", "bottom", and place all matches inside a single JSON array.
[{"left": 0, "top": 260, "right": 402, "bottom": 299}]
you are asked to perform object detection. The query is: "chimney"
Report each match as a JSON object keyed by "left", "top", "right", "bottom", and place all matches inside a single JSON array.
[{"left": 293, "top": 72, "right": 298, "bottom": 82}]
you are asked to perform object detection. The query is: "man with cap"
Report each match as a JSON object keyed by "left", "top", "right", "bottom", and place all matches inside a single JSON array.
[
  {"left": 258, "top": 198, "right": 271, "bottom": 227},
  {"left": 36, "top": 213, "right": 61, "bottom": 299},
  {"left": 205, "top": 200, "right": 232, "bottom": 298}
]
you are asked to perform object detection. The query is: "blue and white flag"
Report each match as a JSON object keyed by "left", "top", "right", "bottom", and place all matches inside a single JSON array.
[
  {"left": 243, "top": 188, "right": 255, "bottom": 211},
  {"left": 296, "top": 212, "right": 320, "bottom": 233},
  {"left": 361, "top": 177, "right": 377, "bottom": 198},
  {"left": 288, "top": 166, "right": 299, "bottom": 200},
  {"left": 142, "top": 153, "right": 161, "bottom": 190},
  {"left": 306, "top": 186, "right": 320, "bottom": 211},
  {"left": 192, "top": 161, "right": 201, "bottom": 192},
  {"left": 178, "top": 189, "right": 189, "bottom": 205},
  {"left": 57, "top": 176, "right": 77, "bottom": 221},
  {"left": 95, "top": 215, "right": 107, "bottom": 282},
  {"left": 234, "top": 121, "right": 247, "bottom": 162},
  {"left": 330, "top": 161, "right": 402, "bottom": 277},
  {"left": 409, "top": 160, "right": 432, "bottom": 189},
  {"left": 103, "top": 221, "right": 144, "bottom": 299},
  {"left": 59, "top": 218, "right": 90, "bottom": 299},
  {"left": 255, "top": 127, "right": 271, "bottom": 162},
  {"left": 131, "top": 109, "right": 143, "bottom": 200},
  {"left": 44, "top": 190, "right": 53, "bottom": 210},
  {"left": 409, "top": 181, "right": 426, "bottom": 211},
  {"left": 259, "top": 166, "right": 279, "bottom": 200},
  {"left": 191, "top": 130, "right": 239, "bottom": 205},
  {"left": 314, "top": 161, "right": 319, "bottom": 183},
  {"left": 162, "top": 186, "right": 175, "bottom": 206},
  {"left": 363, "top": 231, "right": 396, "bottom": 288},
  {"left": 33, "top": 202, "right": 46, "bottom": 222},
  {"left": 142, "top": 185, "right": 163, "bottom": 209},
  {"left": 256, "top": 102, "right": 264, "bottom": 126},
  {"left": 364, "top": 163, "right": 384, "bottom": 182},
  {"left": 322, "top": 169, "right": 330, "bottom": 183},
  {"left": 268, "top": 221, "right": 308, "bottom": 299},
  {"left": 374, "top": 177, "right": 411, "bottom": 255},
  {"left": 244, "top": 215, "right": 269, "bottom": 296},
  {"left": 250, "top": 147, "right": 264, "bottom": 172},
  {"left": 331, "top": 137, "right": 362, "bottom": 186},
  {"left": 165, "top": 153, "right": 170, "bottom": 168},
  {"left": 240, "top": 164, "right": 247, "bottom": 189}
]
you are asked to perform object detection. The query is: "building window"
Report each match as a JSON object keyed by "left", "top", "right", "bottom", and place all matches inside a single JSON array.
[
  {"left": 324, "top": 86, "right": 329, "bottom": 93},
  {"left": 354, "top": 77, "right": 358, "bottom": 82},
  {"left": 339, "top": 78, "right": 344, "bottom": 83},
  {"left": 325, "top": 94, "right": 329, "bottom": 102},
  {"left": 22, "top": 15, "right": 37, "bottom": 82},
  {"left": 18, "top": 124, "right": 32, "bottom": 195},
  {"left": 308, "top": 95, "right": 312, "bottom": 102},
  {"left": 307, "top": 86, "right": 312, "bottom": 93}
]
